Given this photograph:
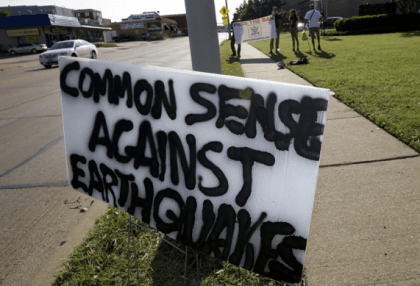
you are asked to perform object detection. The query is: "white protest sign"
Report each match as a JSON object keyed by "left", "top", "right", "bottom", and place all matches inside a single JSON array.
[
  {"left": 233, "top": 16, "right": 277, "bottom": 44},
  {"left": 59, "top": 57, "right": 329, "bottom": 284}
]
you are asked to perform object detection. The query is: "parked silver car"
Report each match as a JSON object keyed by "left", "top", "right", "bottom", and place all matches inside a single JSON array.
[
  {"left": 39, "top": 40, "right": 98, "bottom": 69},
  {"left": 8, "top": 43, "right": 47, "bottom": 55},
  {"left": 324, "top": 17, "right": 343, "bottom": 28}
]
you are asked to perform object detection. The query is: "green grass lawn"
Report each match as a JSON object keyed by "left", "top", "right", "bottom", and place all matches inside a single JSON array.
[
  {"left": 250, "top": 31, "right": 420, "bottom": 153},
  {"left": 220, "top": 40, "right": 244, "bottom": 77},
  {"left": 53, "top": 207, "right": 290, "bottom": 286}
]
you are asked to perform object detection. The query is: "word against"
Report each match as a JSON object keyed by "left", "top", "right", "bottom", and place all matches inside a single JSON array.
[
  {"left": 233, "top": 15, "right": 277, "bottom": 44},
  {"left": 59, "top": 57, "right": 329, "bottom": 284}
]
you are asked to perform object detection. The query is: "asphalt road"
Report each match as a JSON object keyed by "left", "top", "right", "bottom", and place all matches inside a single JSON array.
[{"left": 0, "top": 34, "right": 229, "bottom": 286}]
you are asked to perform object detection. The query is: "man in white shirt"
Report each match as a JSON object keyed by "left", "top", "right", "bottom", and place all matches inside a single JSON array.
[{"left": 304, "top": 4, "right": 323, "bottom": 51}]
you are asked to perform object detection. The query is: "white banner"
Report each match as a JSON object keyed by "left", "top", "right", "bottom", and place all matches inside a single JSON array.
[
  {"left": 59, "top": 57, "right": 329, "bottom": 284},
  {"left": 233, "top": 15, "right": 277, "bottom": 44},
  {"left": 121, "top": 23, "right": 144, "bottom": 30}
]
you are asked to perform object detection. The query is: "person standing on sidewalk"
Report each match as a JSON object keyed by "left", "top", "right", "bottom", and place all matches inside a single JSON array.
[
  {"left": 231, "top": 17, "right": 242, "bottom": 57},
  {"left": 289, "top": 9, "right": 300, "bottom": 52},
  {"left": 269, "top": 6, "right": 282, "bottom": 54},
  {"left": 304, "top": 4, "right": 323, "bottom": 51}
]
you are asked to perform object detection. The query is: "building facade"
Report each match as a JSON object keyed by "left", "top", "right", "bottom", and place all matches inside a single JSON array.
[
  {"left": 103, "top": 18, "right": 112, "bottom": 25},
  {"left": 0, "top": 5, "right": 74, "bottom": 17},
  {"left": 74, "top": 9, "right": 103, "bottom": 25},
  {"left": 0, "top": 7, "right": 111, "bottom": 48},
  {"left": 161, "top": 14, "right": 188, "bottom": 35},
  {"left": 280, "top": 0, "right": 390, "bottom": 19},
  {"left": 110, "top": 12, "right": 178, "bottom": 40}
]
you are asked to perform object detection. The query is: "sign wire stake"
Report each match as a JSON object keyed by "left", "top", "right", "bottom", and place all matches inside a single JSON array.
[
  {"left": 127, "top": 219, "right": 130, "bottom": 286},
  {"left": 128, "top": 219, "right": 186, "bottom": 254},
  {"left": 129, "top": 215, "right": 141, "bottom": 285},
  {"left": 184, "top": 246, "right": 188, "bottom": 286},
  {"left": 196, "top": 253, "right": 199, "bottom": 280}
]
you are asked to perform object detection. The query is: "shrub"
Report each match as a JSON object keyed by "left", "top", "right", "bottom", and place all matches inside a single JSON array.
[
  {"left": 334, "top": 13, "right": 420, "bottom": 32},
  {"left": 359, "top": 2, "right": 397, "bottom": 16},
  {"left": 324, "top": 26, "right": 398, "bottom": 36},
  {"left": 95, "top": 43, "right": 118, "bottom": 48}
]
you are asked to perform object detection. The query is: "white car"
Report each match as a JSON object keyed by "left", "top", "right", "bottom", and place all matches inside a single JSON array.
[{"left": 39, "top": 40, "right": 98, "bottom": 69}]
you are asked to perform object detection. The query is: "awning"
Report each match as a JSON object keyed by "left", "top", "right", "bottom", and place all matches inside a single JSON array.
[
  {"left": 80, "top": 25, "right": 112, "bottom": 30},
  {"left": 48, "top": 14, "right": 81, "bottom": 27},
  {"left": 0, "top": 14, "right": 111, "bottom": 30}
]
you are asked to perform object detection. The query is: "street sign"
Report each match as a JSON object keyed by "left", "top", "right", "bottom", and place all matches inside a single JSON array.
[
  {"left": 219, "top": 6, "right": 229, "bottom": 15},
  {"left": 223, "top": 20, "right": 228, "bottom": 25},
  {"left": 59, "top": 57, "right": 329, "bottom": 284},
  {"left": 222, "top": 16, "right": 228, "bottom": 20}
]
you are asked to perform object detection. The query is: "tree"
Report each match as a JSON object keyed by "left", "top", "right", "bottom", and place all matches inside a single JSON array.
[
  {"left": 0, "top": 9, "right": 11, "bottom": 17},
  {"left": 392, "top": 0, "right": 420, "bottom": 13},
  {"left": 235, "top": 0, "right": 288, "bottom": 21}
]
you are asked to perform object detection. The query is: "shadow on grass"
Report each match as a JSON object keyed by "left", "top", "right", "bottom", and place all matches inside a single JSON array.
[
  {"left": 262, "top": 53, "right": 288, "bottom": 62},
  {"left": 315, "top": 50, "right": 336, "bottom": 59},
  {"left": 322, "top": 37, "right": 343, "bottom": 41},
  {"left": 150, "top": 237, "right": 224, "bottom": 286},
  {"left": 227, "top": 54, "right": 242, "bottom": 64},
  {"left": 298, "top": 49, "right": 335, "bottom": 59},
  {"left": 400, "top": 31, "right": 420, "bottom": 37}
]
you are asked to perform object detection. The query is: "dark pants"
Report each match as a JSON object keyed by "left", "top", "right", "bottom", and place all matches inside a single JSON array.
[{"left": 231, "top": 35, "right": 241, "bottom": 56}]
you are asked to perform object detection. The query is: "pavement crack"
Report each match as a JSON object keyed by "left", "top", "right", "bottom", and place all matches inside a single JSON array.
[
  {"left": 0, "top": 136, "right": 64, "bottom": 178},
  {"left": 320, "top": 154, "right": 420, "bottom": 168},
  {"left": 0, "top": 88, "right": 60, "bottom": 113},
  {"left": 0, "top": 115, "right": 61, "bottom": 121},
  {"left": 0, "top": 108, "right": 56, "bottom": 128},
  {"left": 327, "top": 115, "right": 362, "bottom": 121},
  {"left": 0, "top": 182, "right": 69, "bottom": 189}
]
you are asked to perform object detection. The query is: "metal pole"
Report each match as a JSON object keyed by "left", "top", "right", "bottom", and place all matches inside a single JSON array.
[
  {"left": 127, "top": 221, "right": 130, "bottom": 286},
  {"left": 184, "top": 246, "right": 188, "bottom": 286},
  {"left": 184, "top": 0, "right": 222, "bottom": 74},
  {"left": 129, "top": 215, "right": 140, "bottom": 284},
  {"left": 226, "top": 0, "right": 231, "bottom": 39},
  {"left": 325, "top": 0, "right": 328, "bottom": 21},
  {"left": 128, "top": 220, "right": 186, "bottom": 254}
]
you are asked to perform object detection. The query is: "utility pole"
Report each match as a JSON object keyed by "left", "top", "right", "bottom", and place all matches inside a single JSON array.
[
  {"left": 184, "top": 0, "right": 222, "bottom": 74},
  {"left": 226, "top": 0, "right": 231, "bottom": 39}
]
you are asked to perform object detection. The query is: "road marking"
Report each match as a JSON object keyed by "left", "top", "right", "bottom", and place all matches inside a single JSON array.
[
  {"left": 0, "top": 88, "right": 60, "bottom": 112},
  {"left": 0, "top": 69, "right": 58, "bottom": 84},
  {"left": 0, "top": 182, "right": 69, "bottom": 189},
  {"left": 105, "top": 53, "right": 131, "bottom": 61},
  {"left": 0, "top": 136, "right": 64, "bottom": 178}
]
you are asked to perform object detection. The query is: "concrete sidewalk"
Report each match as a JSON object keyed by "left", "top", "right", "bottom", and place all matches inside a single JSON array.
[{"left": 239, "top": 43, "right": 420, "bottom": 285}]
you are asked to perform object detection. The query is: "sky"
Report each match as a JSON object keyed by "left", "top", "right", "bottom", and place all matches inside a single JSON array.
[{"left": 2, "top": 0, "right": 246, "bottom": 23}]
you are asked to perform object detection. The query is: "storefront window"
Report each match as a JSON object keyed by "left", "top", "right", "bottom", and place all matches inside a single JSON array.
[{"left": 75, "top": 29, "right": 104, "bottom": 43}]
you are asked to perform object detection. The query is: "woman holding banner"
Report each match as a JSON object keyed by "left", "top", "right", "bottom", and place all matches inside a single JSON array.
[
  {"left": 289, "top": 9, "right": 300, "bottom": 52},
  {"left": 269, "top": 6, "right": 282, "bottom": 54},
  {"left": 231, "top": 17, "right": 241, "bottom": 57}
]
